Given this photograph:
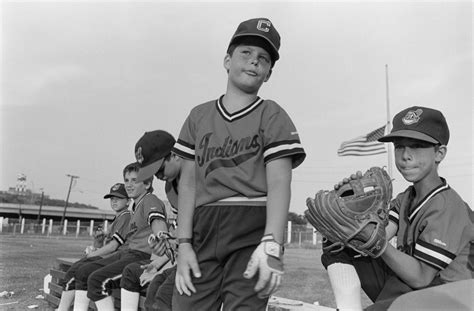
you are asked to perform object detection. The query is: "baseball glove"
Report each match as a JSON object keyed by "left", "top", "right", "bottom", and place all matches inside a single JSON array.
[{"left": 304, "top": 167, "right": 392, "bottom": 258}]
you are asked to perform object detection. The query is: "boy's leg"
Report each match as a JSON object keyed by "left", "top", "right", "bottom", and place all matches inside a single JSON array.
[
  {"left": 327, "top": 263, "right": 362, "bottom": 311},
  {"left": 73, "top": 254, "right": 120, "bottom": 311},
  {"left": 120, "top": 260, "right": 151, "bottom": 310},
  {"left": 219, "top": 205, "right": 267, "bottom": 311},
  {"left": 172, "top": 206, "right": 229, "bottom": 311},
  {"left": 86, "top": 250, "right": 150, "bottom": 302},
  {"left": 73, "top": 289, "right": 89, "bottom": 311},
  {"left": 147, "top": 266, "right": 176, "bottom": 311},
  {"left": 56, "top": 289, "right": 75, "bottom": 311}
]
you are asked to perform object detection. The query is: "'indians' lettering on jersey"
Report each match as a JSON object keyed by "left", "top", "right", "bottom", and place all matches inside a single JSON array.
[
  {"left": 388, "top": 179, "right": 474, "bottom": 282},
  {"left": 173, "top": 96, "right": 306, "bottom": 207},
  {"left": 197, "top": 133, "right": 261, "bottom": 177}
]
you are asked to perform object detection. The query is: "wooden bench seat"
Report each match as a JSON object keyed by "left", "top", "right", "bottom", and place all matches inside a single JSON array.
[{"left": 45, "top": 257, "right": 335, "bottom": 311}]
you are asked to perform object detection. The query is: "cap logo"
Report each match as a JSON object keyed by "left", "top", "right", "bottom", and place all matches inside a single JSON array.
[
  {"left": 112, "top": 183, "right": 121, "bottom": 191},
  {"left": 402, "top": 109, "right": 423, "bottom": 125},
  {"left": 257, "top": 20, "right": 271, "bottom": 32},
  {"left": 135, "top": 146, "right": 144, "bottom": 164}
]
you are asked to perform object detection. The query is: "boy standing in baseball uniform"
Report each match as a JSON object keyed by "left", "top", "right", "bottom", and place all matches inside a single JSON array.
[
  {"left": 56, "top": 183, "right": 131, "bottom": 311},
  {"left": 72, "top": 162, "right": 169, "bottom": 311},
  {"left": 324, "top": 106, "right": 473, "bottom": 310},
  {"left": 172, "top": 18, "right": 306, "bottom": 310}
]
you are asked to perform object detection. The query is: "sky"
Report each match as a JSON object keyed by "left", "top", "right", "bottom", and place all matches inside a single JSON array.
[{"left": 1, "top": 1, "right": 472, "bottom": 214}]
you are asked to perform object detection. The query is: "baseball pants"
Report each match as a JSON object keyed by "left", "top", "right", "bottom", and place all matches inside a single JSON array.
[
  {"left": 75, "top": 249, "right": 150, "bottom": 301},
  {"left": 321, "top": 241, "right": 443, "bottom": 310},
  {"left": 120, "top": 259, "right": 151, "bottom": 293},
  {"left": 145, "top": 265, "right": 176, "bottom": 311},
  {"left": 59, "top": 256, "right": 102, "bottom": 291},
  {"left": 172, "top": 205, "right": 268, "bottom": 311}
]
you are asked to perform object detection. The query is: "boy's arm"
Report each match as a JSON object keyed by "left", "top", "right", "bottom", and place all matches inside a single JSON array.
[
  {"left": 86, "top": 239, "right": 119, "bottom": 258},
  {"left": 381, "top": 245, "right": 439, "bottom": 288},
  {"left": 175, "top": 159, "right": 201, "bottom": 296},
  {"left": 244, "top": 157, "right": 292, "bottom": 298},
  {"left": 264, "top": 157, "right": 292, "bottom": 243}
]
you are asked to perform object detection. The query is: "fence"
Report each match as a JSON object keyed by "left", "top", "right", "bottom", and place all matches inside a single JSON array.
[
  {"left": 0, "top": 217, "right": 106, "bottom": 237},
  {"left": 0, "top": 217, "right": 323, "bottom": 247}
]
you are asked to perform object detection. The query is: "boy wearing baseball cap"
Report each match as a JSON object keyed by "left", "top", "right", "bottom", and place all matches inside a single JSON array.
[
  {"left": 323, "top": 106, "right": 473, "bottom": 310},
  {"left": 119, "top": 130, "right": 181, "bottom": 311},
  {"left": 72, "top": 162, "right": 169, "bottom": 311},
  {"left": 172, "top": 18, "right": 306, "bottom": 310},
  {"left": 56, "top": 183, "right": 131, "bottom": 311}
]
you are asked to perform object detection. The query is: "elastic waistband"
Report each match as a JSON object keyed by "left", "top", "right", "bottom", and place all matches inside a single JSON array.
[{"left": 203, "top": 196, "right": 267, "bottom": 207}]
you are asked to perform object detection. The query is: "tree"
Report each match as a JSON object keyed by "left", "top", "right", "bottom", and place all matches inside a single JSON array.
[{"left": 287, "top": 211, "right": 307, "bottom": 225}]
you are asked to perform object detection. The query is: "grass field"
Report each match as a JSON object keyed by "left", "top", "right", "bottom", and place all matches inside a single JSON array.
[{"left": 0, "top": 235, "right": 370, "bottom": 310}]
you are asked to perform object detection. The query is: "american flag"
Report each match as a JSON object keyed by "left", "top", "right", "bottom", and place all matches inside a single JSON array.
[{"left": 337, "top": 125, "right": 387, "bottom": 156}]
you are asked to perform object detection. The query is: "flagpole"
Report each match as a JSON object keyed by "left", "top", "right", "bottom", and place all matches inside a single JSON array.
[{"left": 385, "top": 64, "right": 393, "bottom": 177}]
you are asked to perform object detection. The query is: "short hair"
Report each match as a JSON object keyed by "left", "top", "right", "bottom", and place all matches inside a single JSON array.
[
  {"left": 122, "top": 162, "right": 154, "bottom": 192},
  {"left": 227, "top": 36, "right": 276, "bottom": 68}
]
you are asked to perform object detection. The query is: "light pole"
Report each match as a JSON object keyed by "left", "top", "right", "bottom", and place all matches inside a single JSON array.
[
  {"left": 37, "top": 188, "right": 44, "bottom": 223},
  {"left": 61, "top": 174, "right": 79, "bottom": 225}
]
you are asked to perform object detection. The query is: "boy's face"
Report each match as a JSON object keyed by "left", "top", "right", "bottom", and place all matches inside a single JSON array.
[
  {"left": 154, "top": 154, "right": 180, "bottom": 182},
  {"left": 109, "top": 196, "right": 128, "bottom": 213},
  {"left": 393, "top": 137, "right": 446, "bottom": 183},
  {"left": 224, "top": 45, "right": 272, "bottom": 94},
  {"left": 124, "top": 170, "right": 147, "bottom": 199}
]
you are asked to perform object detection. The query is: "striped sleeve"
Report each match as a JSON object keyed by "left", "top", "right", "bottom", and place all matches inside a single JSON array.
[
  {"left": 261, "top": 102, "right": 306, "bottom": 168},
  {"left": 111, "top": 211, "right": 131, "bottom": 245},
  {"left": 143, "top": 195, "right": 167, "bottom": 226},
  {"left": 173, "top": 112, "right": 196, "bottom": 160},
  {"left": 412, "top": 196, "right": 466, "bottom": 270},
  {"left": 388, "top": 197, "right": 400, "bottom": 225}
]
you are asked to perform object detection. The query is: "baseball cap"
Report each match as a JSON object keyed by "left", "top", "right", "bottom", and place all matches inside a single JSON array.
[
  {"left": 135, "top": 130, "right": 176, "bottom": 182},
  {"left": 104, "top": 183, "right": 128, "bottom": 199},
  {"left": 379, "top": 106, "right": 449, "bottom": 145},
  {"left": 228, "top": 18, "right": 280, "bottom": 63}
]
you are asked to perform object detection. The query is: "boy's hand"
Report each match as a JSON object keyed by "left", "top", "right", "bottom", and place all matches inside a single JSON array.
[
  {"left": 148, "top": 232, "right": 177, "bottom": 264},
  {"left": 243, "top": 234, "right": 284, "bottom": 298},
  {"left": 334, "top": 171, "right": 363, "bottom": 190},
  {"left": 175, "top": 243, "right": 201, "bottom": 296}
]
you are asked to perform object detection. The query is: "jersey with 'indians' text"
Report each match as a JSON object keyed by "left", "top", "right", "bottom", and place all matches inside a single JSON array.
[
  {"left": 105, "top": 209, "right": 131, "bottom": 250},
  {"left": 125, "top": 192, "right": 167, "bottom": 254},
  {"left": 388, "top": 179, "right": 474, "bottom": 282},
  {"left": 173, "top": 96, "right": 306, "bottom": 207}
]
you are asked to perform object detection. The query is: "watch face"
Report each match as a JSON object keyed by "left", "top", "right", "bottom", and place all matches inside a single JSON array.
[{"left": 265, "top": 241, "right": 281, "bottom": 257}]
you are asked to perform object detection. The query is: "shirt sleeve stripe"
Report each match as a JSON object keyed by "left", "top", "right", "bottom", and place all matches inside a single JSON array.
[
  {"left": 173, "top": 142, "right": 194, "bottom": 159},
  {"left": 413, "top": 241, "right": 455, "bottom": 270},
  {"left": 113, "top": 233, "right": 125, "bottom": 245},
  {"left": 148, "top": 212, "right": 166, "bottom": 225},
  {"left": 389, "top": 210, "right": 399, "bottom": 224},
  {"left": 417, "top": 239, "right": 456, "bottom": 259}
]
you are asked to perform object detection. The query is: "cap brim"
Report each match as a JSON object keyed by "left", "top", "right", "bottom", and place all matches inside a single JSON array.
[
  {"left": 104, "top": 193, "right": 127, "bottom": 199},
  {"left": 231, "top": 34, "right": 280, "bottom": 60},
  {"left": 378, "top": 130, "right": 439, "bottom": 144},
  {"left": 136, "top": 158, "right": 165, "bottom": 182}
]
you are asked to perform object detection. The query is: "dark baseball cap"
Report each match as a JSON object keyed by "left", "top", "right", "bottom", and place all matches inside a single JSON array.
[
  {"left": 135, "top": 130, "right": 176, "bottom": 182},
  {"left": 228, "top": 18, "right": 280, "bottom": 63},
  {"left": 104, "top": 183, "right": 128, "bottom": 199},
  {"left": 379, "top": 106, "right": 449, "bottom": 145}
]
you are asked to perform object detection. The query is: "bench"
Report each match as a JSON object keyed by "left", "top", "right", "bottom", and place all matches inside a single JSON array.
[{"left": 45, "top": 257, "right": 335, "bottom": 311}]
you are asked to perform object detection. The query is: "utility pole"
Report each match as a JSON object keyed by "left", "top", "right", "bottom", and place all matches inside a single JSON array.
[
  {"left": 61, "top": 174, "right": 79, "bottom": 225},
  {"left": 37, "top": 188, "right": 44, "bottom": 223}
]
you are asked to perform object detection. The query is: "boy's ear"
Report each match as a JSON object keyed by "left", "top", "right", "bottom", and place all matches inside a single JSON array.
[
  {"left": 224, "top": 54, "right": 231, "bottom": 72},
  {"left": 435, "top": 145, "right": 447, "bottom": 163},
  {"left": 264, "top": 69, "right": 272, "bottom": 82}
]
